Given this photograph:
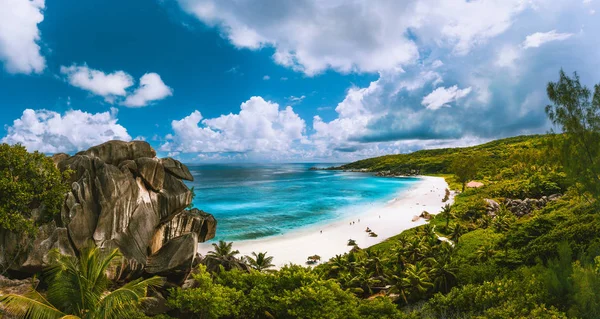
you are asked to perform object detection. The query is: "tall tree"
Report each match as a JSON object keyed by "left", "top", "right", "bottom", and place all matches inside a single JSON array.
[
  {"left": 0, "top": 246, "right": 163, "bottom": 319},
  {"left": 451, "top": 155, "right": 479, "bottom": 192},
  {"left": 545, "top": 70, "right": 600, "bottom": 199},
  {"left": 441, "top": 204, "right": 454, "bottom": 228}
]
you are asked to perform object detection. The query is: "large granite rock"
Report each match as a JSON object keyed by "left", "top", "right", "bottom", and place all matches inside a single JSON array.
[
  {"left": 150, "top": 208, "right": 217, "bottom": 254},
  {"left": 0, "top": 140, "right": 216, "bottom": 282},
  {"left": 162, "top": 157, "right": 194, "bottom": 181}
]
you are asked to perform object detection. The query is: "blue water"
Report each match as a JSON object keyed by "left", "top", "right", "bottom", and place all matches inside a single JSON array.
[{"left": 184, "top": 163, "right": 420, "bottom": 242}]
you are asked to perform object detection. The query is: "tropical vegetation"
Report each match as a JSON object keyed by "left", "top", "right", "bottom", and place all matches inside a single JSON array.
[
  {"left": 0, "top": 245, "right": 163, "bottom": 319},
  {"left": 2, "top": 70, "right": 600, "bottom": 318}
]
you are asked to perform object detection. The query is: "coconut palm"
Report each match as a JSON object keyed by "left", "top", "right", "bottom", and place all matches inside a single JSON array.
[
  {"left": 363, "top": 250, "right": 386, "bottom": 277},
  {"left": 420, "top": 224, "right": 437, "bottom": 241},
  {"left": 449, "top": 223, "right": 465, "bottom": 244},
  {"left": 245, "top": 251, "right": 275, "bottom": 272},
  {"left": 204, "top": 240, "right": 245, "bottom": 272},
  {"left": 441, "top": 204, "right": 454, "bottom": 228},
  {"left": 475, "top": 244, "right": 496, "bottom": 262},
  {"left": 427, "top": 251, "right": 458, "bottom": 293},
  {"left": 0, "top": 246, "right": 163, "bottom": 319},
  {"left": 386, "top": 272, "right": 409, "bottom": 304},
  {"left": 406, "top": 237, "right": 429, "bottom": 264},
  {"left": 402, "top": 261, "right": 433, "bottom": 298}
]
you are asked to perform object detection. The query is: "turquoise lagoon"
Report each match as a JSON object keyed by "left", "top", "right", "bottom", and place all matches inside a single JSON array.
[{"left": 185, "top": 163, "right": 420, "bottom": 242}]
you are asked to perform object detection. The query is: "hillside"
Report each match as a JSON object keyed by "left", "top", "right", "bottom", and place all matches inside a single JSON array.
[{"left": 338, "top": 134, "right": 552, "bottom": 177}]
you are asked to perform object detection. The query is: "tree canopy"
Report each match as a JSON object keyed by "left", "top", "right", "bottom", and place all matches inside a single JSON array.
[{"left": 0, "top": 144, "right": 70, "bottom": 235}]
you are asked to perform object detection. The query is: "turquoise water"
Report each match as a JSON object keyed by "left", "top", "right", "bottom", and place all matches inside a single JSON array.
[{"left": 185, "top": 163, "right": 420, "bottom": 242}]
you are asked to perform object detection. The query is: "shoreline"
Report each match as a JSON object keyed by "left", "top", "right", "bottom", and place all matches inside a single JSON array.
[{"left": 197, "top": 176, "right": 453, "bottom": 268}]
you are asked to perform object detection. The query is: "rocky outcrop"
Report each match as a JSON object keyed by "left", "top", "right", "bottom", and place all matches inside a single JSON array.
[
  {"left": 0, "top": 275, "right": 39, "bottom": 295},
  {"left": 485, "top": 194, "right": 562, "bottom": 217},
  {"left": 0, "top": 140, "right": 216, "bottom": 282},
  {"left": 150, "top": 208, "right": 217, "bottom": 255},
  {"left": 484, "top": 199, "right": 500, "bottom": 217},
  {"left": 375, "top": 169, "right": 420, "bottom": 177}
]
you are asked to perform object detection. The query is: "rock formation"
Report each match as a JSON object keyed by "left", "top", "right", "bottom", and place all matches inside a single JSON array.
[
  {"left": 485, "top": 194, "right": 562, "bottom": 217},
  {"left": 0, "top": 140, "right": 216, "bottom": 282}
]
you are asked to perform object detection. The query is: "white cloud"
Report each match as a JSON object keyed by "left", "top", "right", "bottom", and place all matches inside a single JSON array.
[
  {"left": 263, "top": 75, "right": 270, "bottom": 80},
  {"left": 431, "top": 60, "right": 444, "bottom": 69},
  {"left": 122, "top": 73, "right": 173, "bottom": 107},
  {"left": 288, "top": 95, "right": 306, "bottom": 104},
  {"left": 60, "top": 64, "right": 134, "bottom": 101},
  {"left": 495, "top": 45, "right": 521, "bottom": 68},
  {"left": 420, "top": 0, "right": 530, "bottom": 55},
  {"left": 61, "top": 65, "right": 172, "bottom": 107},
  {"left": 522, "top": 30, "right": 574, "bottom": 49},
  {"left": 2, "top": 108, "right": 131, "bottom": 153},
  {"left": 0, "top": 0, "right": 46, "bottom": 74},
  {"left": 421, "top": 86, "right": 472, "bottom": 110},
  {"left": 161, "top": 96, "right": 307, "bottom": 155},
  {"left": 179, "top": 0, "right": 533, "bottom": 75}
]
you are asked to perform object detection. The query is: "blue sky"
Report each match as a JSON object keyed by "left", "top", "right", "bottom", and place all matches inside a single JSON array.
[{"left": 1, "top": 0, "right": 599, "bottom": 162}]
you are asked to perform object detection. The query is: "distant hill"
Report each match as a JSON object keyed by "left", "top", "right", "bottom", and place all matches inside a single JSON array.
[{"left": 337, "top": 134, "right": 552, "bottom": 176}]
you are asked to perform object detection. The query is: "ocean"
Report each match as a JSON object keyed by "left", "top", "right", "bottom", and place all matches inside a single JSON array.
[{"left": 184, "top": 163, "right": 420, "bottom": 242}]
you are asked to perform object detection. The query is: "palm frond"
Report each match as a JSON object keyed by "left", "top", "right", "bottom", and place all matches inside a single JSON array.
[
  {"left": 0, "top": 290, "right": 66, "bottom": 319},
  {"left": 94, "top": 276, "right": 164, "bottom": 319}
]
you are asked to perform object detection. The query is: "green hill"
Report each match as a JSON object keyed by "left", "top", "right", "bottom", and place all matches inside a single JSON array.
[{"left": 338, "top": 134, "right": 552, "bottom": 177}]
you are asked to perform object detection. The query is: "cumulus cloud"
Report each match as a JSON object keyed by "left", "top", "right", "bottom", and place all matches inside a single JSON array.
[
  {"left": 2, "top": 108, "right": 131, "bottom": 153},
  {"left": 522, "top": 30, "right": 574, "bottom": 49},
  {"left": 161, "top": 96, "right": 307, "bottom": 157},
  {"left": 61, "top": 64, "right": 172, "bottom": 107},
  {"left": 165, "top": 0, "right": 598, "bottom": 161},
  {"left": 122, "top": 73, "right": 173, "bottom": 107},
  {"left": 178, "top": 0, "right": 534, "bottom": 75},
  {"left": 60, "top": 64, "right": 134, "bottom": 101},
  {"left": 0, "top": 0, "right": 46, "bottom": 74},
  {"left": 421, "top": 86, "right": 472, "bottom": 110}
]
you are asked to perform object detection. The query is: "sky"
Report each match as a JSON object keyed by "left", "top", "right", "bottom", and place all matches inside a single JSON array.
[{"left": 0, "top": 0, "right": 599, "bottom": 163}]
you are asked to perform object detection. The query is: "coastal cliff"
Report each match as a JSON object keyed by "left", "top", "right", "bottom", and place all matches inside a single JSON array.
[{"left": 0, "top": 140, "right": 216, "bottom": 282}]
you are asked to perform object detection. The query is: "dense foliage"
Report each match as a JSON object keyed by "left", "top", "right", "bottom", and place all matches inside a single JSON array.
[
  {"left": 0, "top": 245, "right": 164, "bottom": 319},
  {"left": 169, "top": 264, "right": 404, "bottom": 319},
  {"left": 0, "top": 144, "right": 70, "bottom": 235}
]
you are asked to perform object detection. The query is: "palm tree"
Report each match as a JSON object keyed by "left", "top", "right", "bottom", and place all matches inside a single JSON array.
[
  {"left": 420, "top": 224, "right": 437, "bottom": 241},
  {"left": 475, "top": 244, "right": 496, "bottom": 262},
  {"left": 363, "top": 250, "right": 386, "bottom": 277},
  {"left": 386, "top": 272, "right": 409, "bottom": 304},
  {"left": 245, "top": 252, "right": 275, "bottom": 272},
  {"left": 441, "top": 204, "right": 454, "bottom": 228},
  {"left": 204, "top": 240, "right": 245, "bottom": 272},
  {"left": 402, "top": 262, "right": 433, "bottom": 298},
  {"left": 0, "top": 246, "right": 163, "bottom": 319},
  {"left": 427, "top": 252, "right": 458, "bottom": 293},
  {"left": 449, "top": 223, "right": 464, "bottom": 244},
  {"left": 406, "top": 237, "right": 429, "bottom": 264}
]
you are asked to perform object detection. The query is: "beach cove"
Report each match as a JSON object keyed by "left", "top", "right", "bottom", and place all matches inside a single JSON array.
[{"left": 198, "top": 176, "right": 453, "bottom": 267}]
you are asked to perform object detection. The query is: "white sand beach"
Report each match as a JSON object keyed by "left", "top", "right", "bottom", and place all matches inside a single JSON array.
[{"left": 198, "top": 176, "right": 453, "bottom": 268}]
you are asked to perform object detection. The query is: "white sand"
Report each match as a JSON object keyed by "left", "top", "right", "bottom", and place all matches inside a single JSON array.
[{"left": 197, "top": 176, "right": 453, "bottom": 268}]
